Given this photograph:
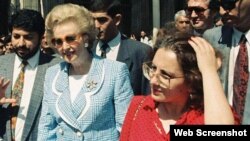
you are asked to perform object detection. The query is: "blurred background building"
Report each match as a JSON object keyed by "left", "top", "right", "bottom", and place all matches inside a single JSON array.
[{"left": 0, "top": 0, "right": 186, "bottom": 37}]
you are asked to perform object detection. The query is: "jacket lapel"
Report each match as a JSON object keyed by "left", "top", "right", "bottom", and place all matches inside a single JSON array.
[
  {"left": 1, "top": 54, "right": 15, "bottom": 141},
  {"left": 21, "top": 52, "right": 58, "bottom": 140},
  {"left": 76, "top": 56, "right": 104, "bottom": 122},
  {"left": 53, "top": 62, "right": 82, "bottom": 130},
  {"left": 2, "top": 54, "right": 15, "bottom": 108},
  {"left": 116, "top": 35, "right": 132, "bottom": 70},
  {"left": 91, "top": 40, "right": 98, "bottom": 54},
  {"left": 243, "top": 76, "right": 250, "bottom": 124},
  {"left": 219, "top": 26, "right": 233, "bottom": 47},
  {"left": 218, "top": 26, "right": 233, "bottom": 95}
]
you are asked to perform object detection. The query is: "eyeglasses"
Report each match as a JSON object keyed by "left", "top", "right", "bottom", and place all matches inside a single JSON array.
[
  {"left": 143, "top": 62, "right": 184, "bottom": 88},
  {"left": 220, "top": 0, "right": 238, "bottom": 10},
  {"left": 51, "top": 34, "right": 82, "bottom": 48},
  {"left": 186, "top": 7, "right": 208, "bottom": 16}
]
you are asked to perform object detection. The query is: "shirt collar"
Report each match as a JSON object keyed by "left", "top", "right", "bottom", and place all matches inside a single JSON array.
[
  {"left": 245, "top": 29, "right": 250, "bottom": 44},
  {"left": 15, "top": 49, "right": 40, "bottom": 68},
  {"left": 233, "top": 28, "right": 250, "bottom": 44},
  {"left": 99, "top": 32, "right": 121, "bottom": 51}
]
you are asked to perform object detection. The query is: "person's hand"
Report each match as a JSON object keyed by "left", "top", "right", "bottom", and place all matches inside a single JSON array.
[
  {"left": 0, "top": 77, "right": 16, "bottom": 105},
  {"left": 130, "top": 34, "right": 136, "bottom": 40},
  {"left": 188, "top": 36, "right": 218, "bottom": 74}
]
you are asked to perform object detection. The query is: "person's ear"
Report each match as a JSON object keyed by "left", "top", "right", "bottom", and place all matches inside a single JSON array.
[
  {"left": 216, "top": 57, "right": 222, "bottom": 70},
  {"left": 82, "top": 34, "right": 89, "bottom": 47},
  {"left": 113, "top": 14, "right": 122, "bottom": 26}
]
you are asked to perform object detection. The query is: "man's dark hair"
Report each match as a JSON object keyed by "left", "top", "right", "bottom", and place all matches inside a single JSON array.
[
  {"left": 10, "top": 9, "right": 45, "bottom": 38},
  {"left": 185, "top": 0, "right": 220, "bottom": 11},
  {"left": 208, "top": 0, "right": 220, "bottom": 11},
  {"left": 89, "top": 0, "right": 122, "bottom": 18}
]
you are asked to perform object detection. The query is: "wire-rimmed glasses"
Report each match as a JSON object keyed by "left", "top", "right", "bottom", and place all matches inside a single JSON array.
[{"left": 143, "top": 61, "right": 184, "bottom": 88}]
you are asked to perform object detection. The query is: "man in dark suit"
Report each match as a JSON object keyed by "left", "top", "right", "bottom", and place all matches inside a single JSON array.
[
  {"left": 203, "top": 0, "right": 250, "bottom": 124},
  {"left": 0, "top": 9, "right": 60, "bottom": 140},
  {"left": 89, "top": 0, "right": 153, "bottom": 95}
]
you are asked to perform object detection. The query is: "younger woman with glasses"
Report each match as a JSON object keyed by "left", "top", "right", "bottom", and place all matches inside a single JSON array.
[
  {"left": 120, "top": 31, "right": 239, "bottom": 141},
  {"left": 37, "top": 4, "right": 133, "bottom": 141}
]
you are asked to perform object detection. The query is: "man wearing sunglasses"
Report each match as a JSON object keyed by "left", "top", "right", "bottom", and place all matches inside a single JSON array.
[
  {"left": 89, "top": 0, "right": 153, "bottom": 95},
  {"left": 186, "top": 0, "right": 219, "bottom": 36},
  {"left": 203, "top": 0, "right": 250, "bottom": 124},
  {"left": 0, "top": 9, "right": 60, "bottom": 141}
]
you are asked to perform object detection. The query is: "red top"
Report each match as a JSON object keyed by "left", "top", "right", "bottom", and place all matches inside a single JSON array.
[{"left": 120, "top": 96, "right": 239, "bottom": 141}]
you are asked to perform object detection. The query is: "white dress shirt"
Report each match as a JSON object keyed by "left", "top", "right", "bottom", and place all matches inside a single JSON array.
[
  {"left": 96, "top": 33, "right": 121, "bottom": 61},
  {"left": 13, "top": 50, "right": 40, "bottom": 140},
  {"left": 228, "top": 29, "right": 250, "bottom": 105},
  {"left": 69, "top": 74, "right": 87, "bottom": 103},
  {"left": 140, "top": 36, "right": 149, "bottom": 45}
]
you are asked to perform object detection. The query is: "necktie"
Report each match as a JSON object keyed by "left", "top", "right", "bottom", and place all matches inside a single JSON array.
[
  {"left": 11, "top": 60, "right": 28, "bottom": 140},
  {"left": 233, "top": 35, "right": 248, "bottom": 122},
  {"left": 100, "top": 43, "right": 109, "bottom": 58}
]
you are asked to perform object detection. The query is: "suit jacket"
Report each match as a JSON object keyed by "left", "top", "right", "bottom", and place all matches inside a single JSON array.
[
  {"left": 203, "top": 26, "right": 250, "bottom": 124},
  {"left": 38, "top": 56, "right": 133, "bottom": 141},
  {"left": 92, "top": 35, "right": 153, "bottom": 95},
  {"left": 0, "top": 51, "right": 61, "bottom": 141}
]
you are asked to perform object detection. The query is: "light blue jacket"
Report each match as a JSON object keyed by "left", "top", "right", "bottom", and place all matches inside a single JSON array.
[{"left": 38, "top": 56, "right": 133, "bottom": 141}]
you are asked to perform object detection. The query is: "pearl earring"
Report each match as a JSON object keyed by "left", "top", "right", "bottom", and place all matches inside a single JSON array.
[{"left": 84, "top": 43, "right": 89, "bottom": 48}]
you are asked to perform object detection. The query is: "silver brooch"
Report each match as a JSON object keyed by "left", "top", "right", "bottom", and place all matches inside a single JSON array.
[{"left": 86, "top": 80, "right": 98, "bottom": 91}]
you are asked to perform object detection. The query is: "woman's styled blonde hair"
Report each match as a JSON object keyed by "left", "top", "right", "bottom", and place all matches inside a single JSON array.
[{"left": 45, "top": 3, "right": 97, "bottom": 50}]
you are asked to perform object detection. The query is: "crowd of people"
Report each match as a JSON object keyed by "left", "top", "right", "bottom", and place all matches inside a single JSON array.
[{"left": 0, "top": 0, "right": 249, "bottom": 140}]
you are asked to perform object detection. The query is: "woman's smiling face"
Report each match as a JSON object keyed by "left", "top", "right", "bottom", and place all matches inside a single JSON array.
[{"left": 53, "top": 21, "right": 88, "bottom": 63}]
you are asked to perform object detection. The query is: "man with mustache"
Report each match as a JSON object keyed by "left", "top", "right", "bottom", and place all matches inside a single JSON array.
[
  {"left": 89, "top": 0, "right": 153, "bottom": 95},
  {"left": 0, "top": 9, "right": 60, "bottom": 140},
  {"left": 203, "top": 0, "right": 250, "bottom": 124}
]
